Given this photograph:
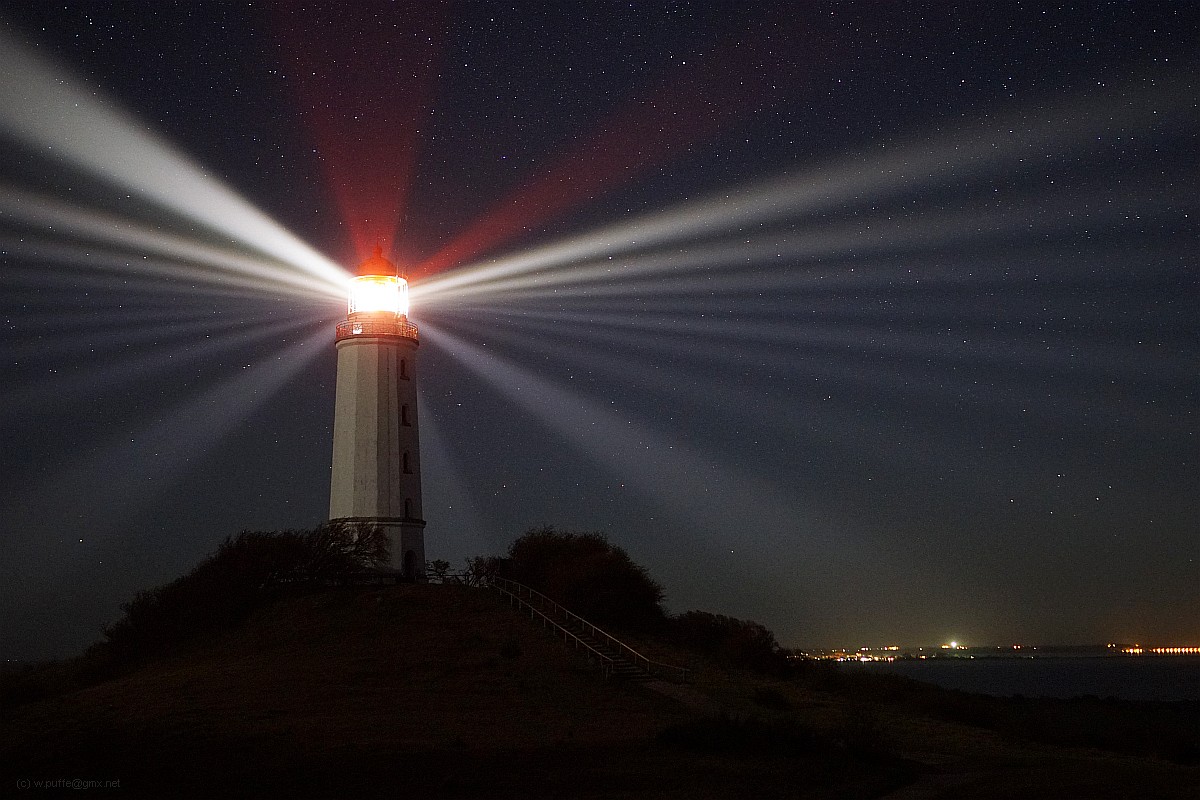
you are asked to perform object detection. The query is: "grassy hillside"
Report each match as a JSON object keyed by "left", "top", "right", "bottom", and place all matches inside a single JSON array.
[
  {"left": 3, "top": 584, "right": 1197, "bottom": 798},
  {"left": 3, "top": 585, "right": 909, "bottom": 798}
]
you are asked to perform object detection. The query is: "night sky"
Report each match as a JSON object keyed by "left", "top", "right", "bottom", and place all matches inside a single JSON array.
[{"left": 1, "top": 2, "right": 1196, "bottom": 661}]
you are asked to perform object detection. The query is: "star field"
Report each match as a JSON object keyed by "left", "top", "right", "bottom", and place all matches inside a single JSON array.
[{"left": 0, "top": 1, "right": 1196, "bottom": 659}]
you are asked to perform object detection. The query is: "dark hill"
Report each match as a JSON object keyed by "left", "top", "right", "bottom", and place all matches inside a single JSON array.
[
  {"left": 1, "top": 585, "right": 908, "bottom": 798},
  {"left": 4, "top": 584, "right": 1198, "bottom": 799}
]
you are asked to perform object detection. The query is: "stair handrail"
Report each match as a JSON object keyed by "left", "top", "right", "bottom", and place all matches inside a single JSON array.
[
  {"left": 490, "top": 577, "right": 691, "bottom": 683},
  {"left": 492, "top": 579, "right": 616, "bottom": 678}
]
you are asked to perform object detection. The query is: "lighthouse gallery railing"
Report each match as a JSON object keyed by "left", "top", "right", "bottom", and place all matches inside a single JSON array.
[{"left": 335, "top": 318, "right": 419, "bottom": 341}]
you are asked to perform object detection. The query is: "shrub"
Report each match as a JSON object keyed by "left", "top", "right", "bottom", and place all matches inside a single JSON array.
[
  {"left": 426, "top": 559, "right": 452, "bottom": 583},
  {"left": 499, "top": 526, "right": 666, "bottom": 631},
  {"left": 461, "top": 555, "right": 502, "bottom": 587},
  {"left": 670, "top": 610, "right": 785, "bottom": 673},
  {"left": 101, "top": 522, "right": 388, "bottom": 663}
]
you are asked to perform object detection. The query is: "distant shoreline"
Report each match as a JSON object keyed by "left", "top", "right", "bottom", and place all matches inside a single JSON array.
[
  {"left": 840, "top": 654, "right": 1200, "bottom": 702},
  {"left": 799, "top": 644, "right": 1200, "bottom": 661}
]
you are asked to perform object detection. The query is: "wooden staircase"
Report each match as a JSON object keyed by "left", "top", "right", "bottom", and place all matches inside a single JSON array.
[
  {"left": 558, "top": 616, "right": 653, "bottom": 682},
  {"left": 491, "top": 577, "right": 690, "bottom": 683}
]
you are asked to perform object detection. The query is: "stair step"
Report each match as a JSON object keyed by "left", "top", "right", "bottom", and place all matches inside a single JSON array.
[{"left": 494, "top": 579, "right": 689, "bottom": 684}]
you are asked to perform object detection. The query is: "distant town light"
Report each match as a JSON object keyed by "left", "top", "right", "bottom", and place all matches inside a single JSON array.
[{"left": 1122, "top": 645, "right": 1200, "bottom": 655}]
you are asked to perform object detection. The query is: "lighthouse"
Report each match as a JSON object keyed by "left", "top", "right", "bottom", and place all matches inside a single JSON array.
[{"left": 329, "top": 246, "right": 425, "bottom": 579}]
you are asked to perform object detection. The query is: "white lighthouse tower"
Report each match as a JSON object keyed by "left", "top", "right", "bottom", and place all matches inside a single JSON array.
[{"left": 329, "top": 246, "right": 425, "bottom": 579}]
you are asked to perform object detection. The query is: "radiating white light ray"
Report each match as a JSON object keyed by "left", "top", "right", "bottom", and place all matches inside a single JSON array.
[
  {"left": 0, "top": 21, "right": 348, "bottom": 290},
  {"left": 424, "top": 322, "right": 854, "bottom": 605},
  {"left": 0, "top": 308, "right": 279, "bottom": 360},
  {"left": 441, "top": 235, "right": 1189, "bottom": 315},
  {"left": 4, "top": 326, "right": 331, "bottom": 580},
  {"left": 461, "top": 279, "right": 1179, "bottom": 335},
  {"left": 451, "top": 301, "right": 1193, "bottom": 392},
  {"left": 416, "top": 391, "right": 494, "bottom": 558},
  {"left": 437, "top": 306, "right": 1194, "bottom": 444},
  {"left": 2, "top": 238, "right": 338, "bottom": 305},
  {"left": 419, "top": 181, "right": 1188, "bottom": 307},
  {"left": 0, "top": 315, "right": 318, "bottom": 421},
  {"left": 440, "top": 314, "right": 980, "bottom": 490},
  {"left": 414, "top": 69, "right": 1192, "bottom": 303},
  {"left": 510, "top": 249, "right": 1186, "bottom": 305},
  {"left": 437, "top": 311, "right": 1192, "bottom": 512},
  {"left": 0, "top": 305, "right": 220, "bottom": 333},
  {"left": 0, "top": 187, "right": 344, "bottom": 300}
]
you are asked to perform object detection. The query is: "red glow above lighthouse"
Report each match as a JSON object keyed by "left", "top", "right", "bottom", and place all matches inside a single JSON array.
[{"left": 274, "top": 0, "right": 449, "bottom": 263}]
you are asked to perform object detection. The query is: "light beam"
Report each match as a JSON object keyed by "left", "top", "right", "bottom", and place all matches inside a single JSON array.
[
  {"left": 0, "top": 187, "right": 344, "bottom": 301},
  {"left": 412, "top": 69, "right": 1192, "bottom": 306},
  {"left": 0, "top": 20, "right": 348, "bottom": 291}
]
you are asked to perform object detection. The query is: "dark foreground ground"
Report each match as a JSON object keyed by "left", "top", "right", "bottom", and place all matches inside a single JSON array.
[{"left": 3, "top": 585, "right": 1197, "bottom": 798}]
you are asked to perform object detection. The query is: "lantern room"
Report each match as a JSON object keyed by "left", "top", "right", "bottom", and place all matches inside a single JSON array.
[{"left": 348, "top": 245, "right": 409, "bottom": 317}]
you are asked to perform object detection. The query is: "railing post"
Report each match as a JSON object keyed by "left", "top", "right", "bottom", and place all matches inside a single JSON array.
[{"left": 493, "top": 577, "right": 689, "bottom": 683}]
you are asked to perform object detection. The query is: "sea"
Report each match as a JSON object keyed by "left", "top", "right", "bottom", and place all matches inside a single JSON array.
[{"left": 842, "top": 655, "right": 1200, "bottom": 702}]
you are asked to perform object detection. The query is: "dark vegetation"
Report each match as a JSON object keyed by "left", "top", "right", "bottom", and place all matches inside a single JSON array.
[
  {"left": 457, "top": 527, "right": 1200, "bottom": 768},
  {"left": 104, "top": 522, "right": 388, "bottom": 658},
  {"left": 670, "top": 610, "right": 786, "bottom": 674},
  {"left": 488, "top": 527, "right": 790, "bottom": 673},
  {"left": 4, "top": 521, "right": 1198, "bottom": 794},
  {"left": 487, "top": 528, "right": 1200, "bottom": 767},
  {"left": 485, "top": 525, "right": 667, "bottom": 631},
  {"left": 3, "top": 522, "right": 387, "bottom": 708}
]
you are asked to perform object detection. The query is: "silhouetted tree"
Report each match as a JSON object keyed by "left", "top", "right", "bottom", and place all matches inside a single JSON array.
[
  {"left": 461, "top": 555, "right": 502, "bottom": 587},
  {"left": 500, "top": 526, "right": 665, "bottom": 630},
  {"left": 299, "top": 521, "right": 389, "bottom": 580},
  {"left": 101, "top": 522, "right": 387, "bottom": 662},
  {"left": 670, "top": 610, "right": 785, "bottom": 673}
]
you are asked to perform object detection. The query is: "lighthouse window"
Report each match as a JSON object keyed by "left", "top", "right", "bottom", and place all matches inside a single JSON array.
[
  {"left": 404, "top": 498, "right": 414, "bottom": 519},
  {"left": 403, "top": 451, "right": 412, "bottom": 474},
  {"left": 401, "top": 404, "right": 411, "bottom": 426},
  {"left": 400, "top": 359, "right": 408, "bottom": 379}
]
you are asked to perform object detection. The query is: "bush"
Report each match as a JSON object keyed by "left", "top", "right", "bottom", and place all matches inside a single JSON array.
[
  {"left": 461, "top": 555, "right": 502, "bottom": 587},
  {"left": 101, "top": 522, "right": 388, "bottom": 663},
  {"left": 498, "top": 526, "right": 666, "bottom": 631},
  {"left": 670, "top": 610, "right": 786, "bottom": 673},
  {"left": 2, "top": 523, "right": 388, "bottom": 710},
  {"left": 426, "top": 559, "right": 452, "bottom": 583}
]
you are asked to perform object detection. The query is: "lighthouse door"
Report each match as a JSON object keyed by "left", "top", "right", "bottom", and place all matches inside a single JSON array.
[{"left": 402, "top": 550, "right": 417, "bottom": 581}]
